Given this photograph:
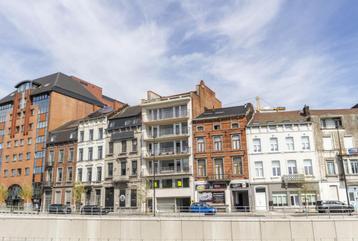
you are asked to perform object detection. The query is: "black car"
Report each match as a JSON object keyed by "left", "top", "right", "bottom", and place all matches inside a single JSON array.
[
  {"left": 80, "top": 205, "right": 109, "bottom": 215},
  {"left": 48, "top": 204, "right": 72, "bottom": 214},
  {"left": 316, "top": 200, "right": 354, "bottom": 213}
]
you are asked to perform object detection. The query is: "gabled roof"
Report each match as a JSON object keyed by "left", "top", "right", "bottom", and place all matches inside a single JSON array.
[
  {"left": 80, "top": 106, "right": 115, "bottom": 122},
  {"left": 194, "top": 105, "right": 248, "bottom": 120},
  {"left": 109, "top": 105, "right": 141, "bottom": 120},
  {"left": 250, "top": 111, "right": 309, "bottom": 126},
  {"left": 48, "top": 119, "right": 80, "bottom": 144},
  {"left": 0, "top": 72, "right": 104, "bottom": 106}
]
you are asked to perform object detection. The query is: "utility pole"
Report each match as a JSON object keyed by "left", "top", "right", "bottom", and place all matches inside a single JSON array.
[
  {"left": 336, "top": 122, "right": 350, "bottom": 205},
  {"left": 153, "top": 135, "right": 156, "bottom": 216}
]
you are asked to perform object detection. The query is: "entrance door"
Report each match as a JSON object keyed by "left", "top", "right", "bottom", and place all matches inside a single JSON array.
[
  {"left": 105, "top": 187, "right": 114, "bottom": 209},
  {"left": 255, "top": 187, "right": 267, "bottom": 211},
  {"left": 290, "top": 193, "right": 300, "bottom": 207},
  {"left": 214, "top": 159, "right": 224, "bottom": 179},
  {"left": 348, "top": 186, "right": 358, "bottom": 210},
  {"left": 233, "top": 190, "right": 250, "bottom": 212}
]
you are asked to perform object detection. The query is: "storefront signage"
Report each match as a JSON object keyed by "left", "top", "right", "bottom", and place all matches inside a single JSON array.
[
  {"left": 212, "top": 192, "right": 225, "bottom": 204},
  {"left": 230, "top": 183, "right": 249, "bottom": 189},
  {"left": 196, "top": 184, "right": 208, "bottom": 190},
  {"left": 198, "top": 192, "right": 213, "bottom": 202},
  {"left": 212, "top": 183, "right": 227, "bottom": 189},
  {"left": 348, "top": 148, "right": 358, "bottom": 155}
]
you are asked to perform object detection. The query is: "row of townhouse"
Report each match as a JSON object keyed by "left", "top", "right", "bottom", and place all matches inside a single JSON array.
[{"left": 1, "top": 72, "right": 357, "bottom": 212}]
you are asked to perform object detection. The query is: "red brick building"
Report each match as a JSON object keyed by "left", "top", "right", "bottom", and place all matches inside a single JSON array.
[
  {"left": 192, "top": 104, "right": 254, "bottom": 211},
  {"left": 0, "top": 72, "right": 123, "bottom": 207}
]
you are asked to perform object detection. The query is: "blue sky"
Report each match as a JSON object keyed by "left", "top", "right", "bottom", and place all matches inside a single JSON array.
[{"left": 0, "top": 0, "right": 357, "bottom": 109}]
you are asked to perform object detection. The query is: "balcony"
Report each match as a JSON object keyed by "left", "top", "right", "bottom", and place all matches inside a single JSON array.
[
  {"left": 145, "top": 166, "right": 190, "bottom": 177},
  {"left": 42, "top": 180, "right": 53, "bottom": 187},
  {"left": 282, "top": 174, "right": 305, "bottom": 184},
  {"left": 207, "top": 174, "right": 231, "bottom": 181},
  {"left": 145, "top": 129, "right": 189, "bottom": 141},
  {"left": 113, "top": 175, "right": 129, "bottom": 183},
  {"left": 144, "top": 148, "right": 190, "bottom": 160}
]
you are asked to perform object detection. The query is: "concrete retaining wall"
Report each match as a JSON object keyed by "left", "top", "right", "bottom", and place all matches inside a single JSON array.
[{"left": 1, "top": 215, "right": 358, "bottom": 241}]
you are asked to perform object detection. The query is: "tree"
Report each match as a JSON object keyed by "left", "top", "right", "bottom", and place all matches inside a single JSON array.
[
  {"left": 73, "top": 182, "right": 84, "bottom": 211},
  {"left": 19, "top": 184, "right": 33, "bottom": 210},
  {"left": 0, "top": 184, "right": 8, "bottom": 207}
]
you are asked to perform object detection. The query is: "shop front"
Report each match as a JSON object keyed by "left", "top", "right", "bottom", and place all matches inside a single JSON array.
[
  {"left": 230, "top": 180, "right": 250, "bottom": 212},
  {"left": 195, "top": 181, "right": 229, "bottom": 212}
]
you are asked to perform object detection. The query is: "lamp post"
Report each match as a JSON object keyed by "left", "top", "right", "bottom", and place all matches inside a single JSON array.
[{"left": 336, "top": 122, "right": 350, "bottom": 205}]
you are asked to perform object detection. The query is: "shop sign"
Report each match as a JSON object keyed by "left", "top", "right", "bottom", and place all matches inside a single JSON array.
[
  {"left": 198, "top": 192, "right": 213, "bottom": 202},
  {"left": 212, "top": 183, "right": 227, "bottom": 189},
  {"left": 212, "top": 192, "right": 225, "bottom": 204},
  {"left": 230, "top": 183, "right": 249, "bottom": 189},
  {"left": 196, "top": 184, "right": 208, "bottom": 190}
]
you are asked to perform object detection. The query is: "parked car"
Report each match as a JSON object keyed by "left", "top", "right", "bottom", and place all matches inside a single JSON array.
[
  {"left": 48, "top": 204, "right": 72, "bottom": 214},
  {"left": 316, "top": 200, "right": 354, "bottom": 213},
  {"left": 189, "top": 202, "right": 216, "bottom": 214},
  {"left": 80, "top": 205, "right": 109, "bottom": 215}
]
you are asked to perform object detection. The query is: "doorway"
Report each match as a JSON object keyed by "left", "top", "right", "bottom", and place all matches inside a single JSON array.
[
  {"left": 232, "top": 190, "right": 250, "bottom": 212},
  {"left": 255, "top": 187, "right": 267, "bottom": 211}
]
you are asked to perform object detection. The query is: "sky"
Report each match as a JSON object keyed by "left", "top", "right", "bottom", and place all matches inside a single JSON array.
[{"left": 0, "top": 0, "right": 357, "bottom": 109}]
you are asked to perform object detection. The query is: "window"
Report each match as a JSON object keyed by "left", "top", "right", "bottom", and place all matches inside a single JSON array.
[
  {"left": 196, "top": 137, "right": 205, "bottom": 152},
  {"left": 162, "top": 179, "right": 173, "bottom": 188},
  {"left": 97, "top": 166, "right": 102, "bottom": 181},
  {"left": 301, "top": 136, "right": 310, "bottom": 150},
  {"left": 253, "top": 138, "right": 261, "bottom": 152},
  {"left": 36, "top": 136, "right": 45, "bottom": 143},
  {"left": 79, "top": 131, "right": 84, "bottom": 142},
  {"left": 89, "top": 129, "right": 94, "bottom": 141},
  {"left": 107, "top": 163, "right": 113, "bottom": 177},
  {"left": 25, "top": 168, "right": 30, "bottom": 176},
  {"left": 287, "top": 160, "right": 297, "bottom": 174},
  {"left": 130, "top": 189, "right": 137, "bottom": 207},
  {"left": 48, "top": 151, "right": 54, "bottom": 164},
  {"left": 7, "top": 141, "right": 11, "bottom": 148},
  {"left": 272, "top": 193, "right": 288, "bottom": 206},
  {"left": 197, "top": 159, "right": 206, "bottom": 177},
  {"left": 98, "top": 128, "right": 103, "bottom": 139},
  {"left": 270, "top": 137, "right": 278, "bottom": 151},
  {"left": 304, "top": 159, "right": 313, "bottom": 175},
  {"left": 131, "top": 160, "right": 137, "bottom": 176},
  {"left": 344, "top": 136, "right": 353, "bottom": 151},
  {"left": 20, "top": 139, "right": 24, "bottom": 146},
  {"left": 18, "top": 153, "right": 23, "bottom": 161},
  {"left": 213, "top": 136, "right": 222, "bottom": 151},
  {"left": 12, "top": 169, "right": 16, "bottom": 177},
  {"left": 232, "top": 134, "right": 240, "bottom": 150},
  {"left": 4, "top": 169, "right": 8, "bottom": 177},
  {"left": 97, "top": 146, "right": 103, "bottom": 160},
  {"left": 108, "top": 142, "right": 114, "bottom": 154},
  {"left": 320, "top": 117, "right": 342, "bottom": 129},
  {"left": 57, "top": 168, "right": 63, "bottom": 182},
  {"left": 121, "top": 161, "right": 127, "bottom": 176},
  {"left": 301, "top": 193, "right": 316, "bottom": 206},
  {"left": 231, "top": 123, "right": 239, "bottom": 128},
  {"left": 13, "top": 154, "right": 17, "bottom": 162},
  {"left": 286, "top": 137, "right": 295, "bottom": 151},
  {"left": 15, "top": 140, "right": 19, "bottom": 147},
  {"left": 67, "top": 167, "right": 73, "bottom": 181},
  {"left": 326, "top": 160, "right": 336, "bottom": 175},
  {"left": 255, "top": 161, "right": 264, "bottom": 177},
  {"left": 323, "top": 136, "right": 333, "bottom": 150},
  {"left": 79, "top": 148, "right": 83, "bottom": 161},
  {"left": 232, "top": 157, "right": 243, "bottom": 175},
  {"left": 87, "top": 167, "right": 92, "bottom": 182},
  {"left": 268, "top": 125, "right": 277, "bottom": 131},
  {"left": 121, "top": 140, "right": 127, "bottom": 153},
  {"left": 69, "top": 148, "right": 74, "bottom": 162},
  {"left": 26, "top": 152, "right": 31, "bottom": 160},
  {"left": 58, "top": 150, "right": 64, "bottom": 162},
  {"left": 132, "top": 139, "right": 137, "bottom": 152},
  {"left": 17, "top": 168, "right": 22, "bottom": 176},
  {"left": 77, "top": 168, "right": 83, "bottom": 182},
  {"left": 351, "top": 160, "right": 358, "bottom": 174},
  {"left": 272, "top": 160, "right": 281, "bottom": 177},
  {"left": 88, "top": 147, "right": 93, "bottom": 161},
  {"left": 213, "top": 124, "right": 220, "bottom": 130},
  {"left": 5, "top": 155, "right": 9, "bottom": 162},
  {"left": 196, "top": 126, "right": 204, "bottom": 131},
  {"left": 27, "top": 138, "right": 32, "bottom": 145}
]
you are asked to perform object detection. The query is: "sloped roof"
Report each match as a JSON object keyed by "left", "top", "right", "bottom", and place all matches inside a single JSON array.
[
  {"left": 250, "top": 111, "right": 309, "bottom": 125},
  {"left": 310, "top": 108, "right": 358, "bottom": 115},
  {"left": 195, "top": 105, "right": 247, "bottom": 120},
  {"left": 0, "top": 72, "right": 104, "bottom": 106},
  {"left": 48, "top": 119, "right": 80, "bottom": 144},
  {"left": 109, "top": 105, "right": 141, "bottom": 120}
]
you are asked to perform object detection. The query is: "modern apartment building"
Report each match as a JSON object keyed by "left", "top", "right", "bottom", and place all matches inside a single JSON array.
[
  {"left": 247, "top": 108, "right": 320, "bottom": 210},
  {"left": 43, "top": 120, "right": 79, "bottom": 209},
  {"left": 105, "top": 105, "right": 143, "bottom": 211},
  {"left": 75, "top": 107, "right": 117, "bottom": 206},
  {"left": 192, "top": 104, "right": 254, "bottom": 212},
  {"left": 141, "top": 81, "right": 221, "bottom": 211},
  {"left": 310, "top": 108, "right": 358, "bottom": 207},
  {"left": 0, "top": 72, "right": 122, "bottom": 206}
]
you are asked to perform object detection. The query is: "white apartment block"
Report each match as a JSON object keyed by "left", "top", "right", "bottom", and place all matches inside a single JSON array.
[
  {"left": 247, "top": 109, "right": 320, "bottom": 210},
  {"left": 76, "top": 107, "right": 113, "bottom": 206}
]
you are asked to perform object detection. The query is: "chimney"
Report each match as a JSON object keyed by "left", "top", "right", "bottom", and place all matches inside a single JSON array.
[{"left": 302, "top": 105, "right": 310, "bottom": 116}]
